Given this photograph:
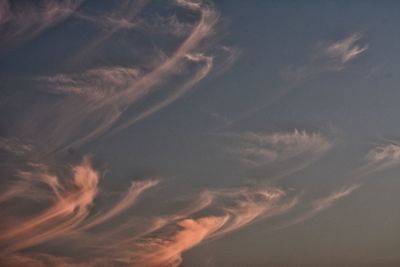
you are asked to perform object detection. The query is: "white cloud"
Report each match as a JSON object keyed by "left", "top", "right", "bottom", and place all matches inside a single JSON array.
[
  {"left": 281, "top": 33, "right": 368, "bottom": 84},
  {"left": 228, "top": 129, "right": 332, "bottom": 166},
  {"left": 362, "top": 143, "right": 400, "bottom": 174},
  {"left": 319, "top": 33, "right": 368, "bottom": 64}
]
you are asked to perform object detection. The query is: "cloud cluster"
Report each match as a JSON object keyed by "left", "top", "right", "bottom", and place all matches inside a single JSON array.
[
  {"left": 1, "top": 1, "right": 392, "bottom": 266},
  {"left": 2, "top": 0, "right": 238, "bottom": 156},
  {"left": 0, "top": 157, "right": 297, "bottom": 266},
  {"left": 94, "top": 186, "right": 296, "bottom": 267},
  {"left": 0, "top": 157, "right": 158, "bottom": 254}
]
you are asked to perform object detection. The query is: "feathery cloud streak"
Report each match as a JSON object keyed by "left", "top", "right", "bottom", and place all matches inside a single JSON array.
[
  {"left": 362, "top": 143, "right": 400, "bottom": 174},
  {"left": 0, "top": 157, "right": 297, "bottom": 266},
  {"left": 0, "top": 157, "right": 158, "bottom": 254},
  {"left": 271, "top": 184, "right": 360, "bottom": 232},
  {"left": 0, "top": 0, "right": 82, "bottom": 50},
  {"left": 224, "top": 129, "right": 332, "bottom": 179},
  {"left": 319, "top": 33, "right": 368, "bottom": 65},
  {"left": 14, "top": 0, "right": 235, "bottom": 154},
  {"left": 282, "top": 33, "right": 368, "bottom": 83},
  {"left": 114, "top": 186, "right": 297, "bottom": 267},
  {"left": 273, "top": 141, "right": 400, "bottom": 230},
  {"left": 221, "top": 33, "right": 368, "bottom": 129}
]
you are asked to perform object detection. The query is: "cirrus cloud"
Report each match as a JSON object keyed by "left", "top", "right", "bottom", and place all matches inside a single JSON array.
[{"left": 226, "top": 129, "right": 332, "bottom": 168}]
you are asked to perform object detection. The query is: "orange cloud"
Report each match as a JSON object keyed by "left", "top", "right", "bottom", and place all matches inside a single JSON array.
[
  {"left": 0, "top": 156, "right": 158, "bottom": 256},
  {"left": 0, "top": 158, "right": 297, "bottom": 267},
  {"left": 81, "top": 179, "right": 159, "bottom": 230},
  {"left": 132, "top": 216, "right": 229, "bottom": 267},
  {"left": 0, "top": 156, "right": 99, "bottom": 253}
]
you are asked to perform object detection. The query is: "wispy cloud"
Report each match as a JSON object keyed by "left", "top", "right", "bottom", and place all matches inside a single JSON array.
[
  {"left": 38, "top": 66, "right": 142, "bottom": 99},
  {"left": 0, "top": 157, "right": 296, "bottom": 266},
  {"left": 118, "top": 186, "right": 297, "bottom": 267},
  {"left": 282, "top": 33, "right": 368, "bottom": 83},
  {"left": 13, "top": 0, "right": 235, "bottom": 155},
  {"left": 318, "top": 33, "right": 368, "bottom": 65},
  {"left": 80, "top": 179, "right": 159, "bottom": 230},
  {"left": 0, "top": 137, "right": 33, "bottom": 156},
  {"left": 0, "top": 156, "right": 100, "bottom": 253},
  {"left": 309, "top": 184, "right": 360, "bottom": 214},
  {"left": 131, "top": 216, "right": 229, "bottom": 267},
  {"left": 0, "top": 0, "right": 82, "bottom": 50},
  {"left": 276, "top": 140, "right": 400, "bottom": 230},
  {"left": 223, "top": 33, "right": 367, "bottom": 130},
  {"left": 0, "top": 253, "right": 76, "bottom": 267},
  {"left": 275, "top": 184, "right": 360, "bottom": 230},
  {"left": 0, "top": 156, "right": 158, "bottom": 254},
  {"left": 225, "top": 129, "right": 331, "bottom": 176},
  {"left": 360, "top": 143, "right": 400, "bottom": 175}
]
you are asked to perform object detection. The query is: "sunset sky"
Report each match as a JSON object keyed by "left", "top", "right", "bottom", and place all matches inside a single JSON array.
[{"left": 0, "top": 1, "right": 399, "bottom": 266}]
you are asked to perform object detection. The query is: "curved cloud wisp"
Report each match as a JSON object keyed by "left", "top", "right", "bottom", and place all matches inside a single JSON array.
[
  {"left": 0, "top": 0, "right": 82, "bottom": 50},
  {"left": 319, "top": 33, "right": 368, "bottom": 65},
  {"left": 230, "top": 129, "right": 331, "bottom": 166},
  {"left": 0, "top": 157, "right": 158, "bottom": 255},
  {"left": 0, "top": 156, "right": 99, "bottom": 253},
  {"left": 0, "top": 158, "right": 297, "bottom": 266},
  {"left": 11, "top": 0, "right": 235, "bottom": 155},
  {"left": 115, "top": 186, "right": 297, "bottom": 267},
  {"left": 361, "top": 143, "right": 400, "bottom": 174},
  {"left": 224, "top": 129, "right": 332, "bottom": 179}
]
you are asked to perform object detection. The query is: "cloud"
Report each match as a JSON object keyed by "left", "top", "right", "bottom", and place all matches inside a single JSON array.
[
  {"left": 221, "top": 33, "right": 368, "bottom": 129},
  {"left": 318, "top": 33, "right": 368, "bottom": 64},
  {"left": 282, "top": 33, "right": 368, "bottom": 84},
  {"left": 109, "top": 53, "right": 215, "bottom": 135},
  {"left": 309, "top": 184, "right": 360, "bottom": 213},
  {"left": 0, "top": 156, "right": 158, "bottom": 254},
  {"left": 0, "top": 253, "right": 88, "bottom": 267},
  {"left": 38, "top": 67, "right": 142, "bottom": 99},
  {"left": 275, "top": 184, "right": 360, "bottom": 230},
  {"left": 12, "top": 0, "right": 235, "bottom": 155},
  {"left": 131, "top": 216, "right": 229, "bottom": 267},
  {"left": 271, "top": 141, "right": 400, "bottom": 231},
  {"left": 0, "top": 160, "right": 296, "bottom": 267},
  {"left": 226, "top": 129, "right": 332, "bottom": 168},
  {"left": 210, "top": 187, "right": 297, "bottom": 237},
  {"left": 119, "top": 186, "right": 297, "bottom": 267},
  {"left": 80, "top": 179, "right": 160, "bottom": 230},
  {"left": 0, "top": 0, "right": 82, "bottom": 50},
  {"left": 0, "top": 137, "right": 33, "bottom": 156},
  {"left": 0, "top": 156, "right": 100, "bottom": 252},
  {"left": 360, "top": 143, "right": 400, "bottom": 174}
]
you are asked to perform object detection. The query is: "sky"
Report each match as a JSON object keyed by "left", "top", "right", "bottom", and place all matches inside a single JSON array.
[{"left": 0, "top": 0, "right": 399, "bottom": 266}]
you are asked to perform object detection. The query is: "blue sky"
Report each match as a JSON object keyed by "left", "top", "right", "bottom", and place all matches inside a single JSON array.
[{"left": 0, "top": 1, "right": 399, "bottom": 266}]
